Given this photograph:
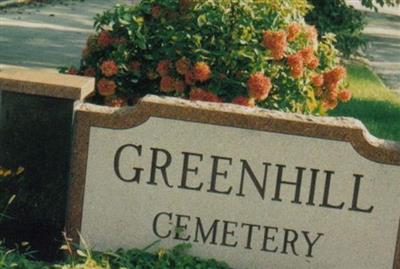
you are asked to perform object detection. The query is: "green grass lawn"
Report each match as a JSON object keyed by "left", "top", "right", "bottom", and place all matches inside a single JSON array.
[{"left": 329, "top": 62, "right": 400, "bottom": 141}]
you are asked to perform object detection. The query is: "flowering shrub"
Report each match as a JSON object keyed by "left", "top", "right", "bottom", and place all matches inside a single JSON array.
[
  {"left": 63, "top": 0, "right": 351, "bottom": 114},
  {"left": 0, "top": 243, "right": 231, "bottom": 269}
]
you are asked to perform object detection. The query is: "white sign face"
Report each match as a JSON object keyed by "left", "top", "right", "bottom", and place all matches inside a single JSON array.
[{"left": 79, "top": 116, "right": 400, "bottom": 269}]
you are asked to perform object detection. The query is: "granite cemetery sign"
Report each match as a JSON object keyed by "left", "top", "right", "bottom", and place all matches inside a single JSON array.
[{"left": 67, "top": 95, "right": 400, "bottom": 269}]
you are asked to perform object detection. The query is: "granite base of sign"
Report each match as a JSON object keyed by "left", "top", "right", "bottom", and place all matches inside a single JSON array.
[
  {"left": 0, "top": 67, "right": 94, "bottom": 259},
  {"left": 67, "top": 95, "right": 400, "bottom": 269}
]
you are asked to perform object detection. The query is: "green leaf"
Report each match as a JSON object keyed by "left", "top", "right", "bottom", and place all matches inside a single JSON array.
[{"left": 197, "top": 14, "right": 207, "bottom": 27}]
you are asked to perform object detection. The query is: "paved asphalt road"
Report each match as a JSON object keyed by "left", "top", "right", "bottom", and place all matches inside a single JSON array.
[{"left": 0, "top": 0, "right": 132, "bottom": 69}]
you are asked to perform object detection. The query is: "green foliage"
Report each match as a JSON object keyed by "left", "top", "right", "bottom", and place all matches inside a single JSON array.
[
  {"left": 0, "top": 243, "right": 232, "bottom": 269},
  {"left": 107, "top": 244, "right": 230, "bottom": 269},
  {"left": 0, "top": 244, "right": 48, "bottom": 269},
  {"left": 360, "top": 0, "right": 398, "bottom": 10},
  {"left": 64, "top": 0, "right": 348, "bottom": 114},
  {"left": 306, "top": 0, "right": 398, "bottom": 56},
  {"left": 306, "top": 0, "right": 367, "bottom": 58}
]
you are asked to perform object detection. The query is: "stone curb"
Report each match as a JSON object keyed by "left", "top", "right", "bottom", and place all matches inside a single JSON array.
[
  {"left": 0, "top": 0, "right": 29, "bottom": 9},
  {"left": 0, "top": 64, "right": 58, "bottom": 73}
]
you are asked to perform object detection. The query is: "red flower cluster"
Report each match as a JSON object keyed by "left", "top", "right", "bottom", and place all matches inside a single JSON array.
[
  {"left": 100, "top": 60, "right": 118, "bottom": 77},
  {"left": 175, "top": 57, "right": 191, "bottom": 75},
  {"left": 189, "top": 88, "right": 221, "bottom": 103},
  {"left": 308, "top": 57, "right": 319, "bottom": 70},
  {"left": 155, "top": 59, "right": 212, "bottom": 94},
  {"left": 160, "top": 76, "right": 175, "bottom": 93},
  {"left": 300, "top": 47, "right": 313, "bottom": 66},
  {"left": 160, "top": 76, "right": 186, "bottom": 93},
  {"left": 97, "top": 79, "right": 117, "bottom": 96},
  {"left": 157, "top": 60, "right": 172, "bottom": 77},
  {"left": 321, "top": 94, "right": 338, "bottom": 110},
  {"left": 174, "top": 79, "right": 186, "bottom": 93},
  {"left": 262, "top": 24, "right": 320, "bottom": 72},
  {"left": 287, "top": 23, "right": 301, "bottom": 42},
  {"left": 287, "top": 53, "right": 304, "bottom": 78},
  {"left": 83, "top": 67, "right": 96, "bottom": 77},
  {"left": 232, "top": 96, "right": 255, "bottom": 107},
  {"left": 286, "top": 46, "right": 319, "bottom": 78},
  {"left": 97, "top": 31, "right": 113, "bottom": 48},
  {"left": 301, "top": 47, "right": 319, "bottom": 70},
  {"left": 311, "top": 74, "right": 324, "bottom": 88},
  {"left": 322, "top": 99, "right": 338, "bottom": 110},
  {"left": 247, "top": 72, "right": 272, "bottom": 101},
  {"left": 323, "top": 66, "right": 347, "bottom": 91},
  {"left": 193, "top": 62, "right": 212, "bottom": 82},
  {"left": 319, "top": 66, "right": 349, "bottom": 109},
  {"left": 263, "top": 31, "right": 287, "bottom": 60},
  {"left": 338, "top": 89, "right": 352, "bottom": 102}
]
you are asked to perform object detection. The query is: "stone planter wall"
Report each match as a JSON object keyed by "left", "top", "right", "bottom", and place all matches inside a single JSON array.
[{"left": 0, "top": 67, "right": 94, "bottom": 259}]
